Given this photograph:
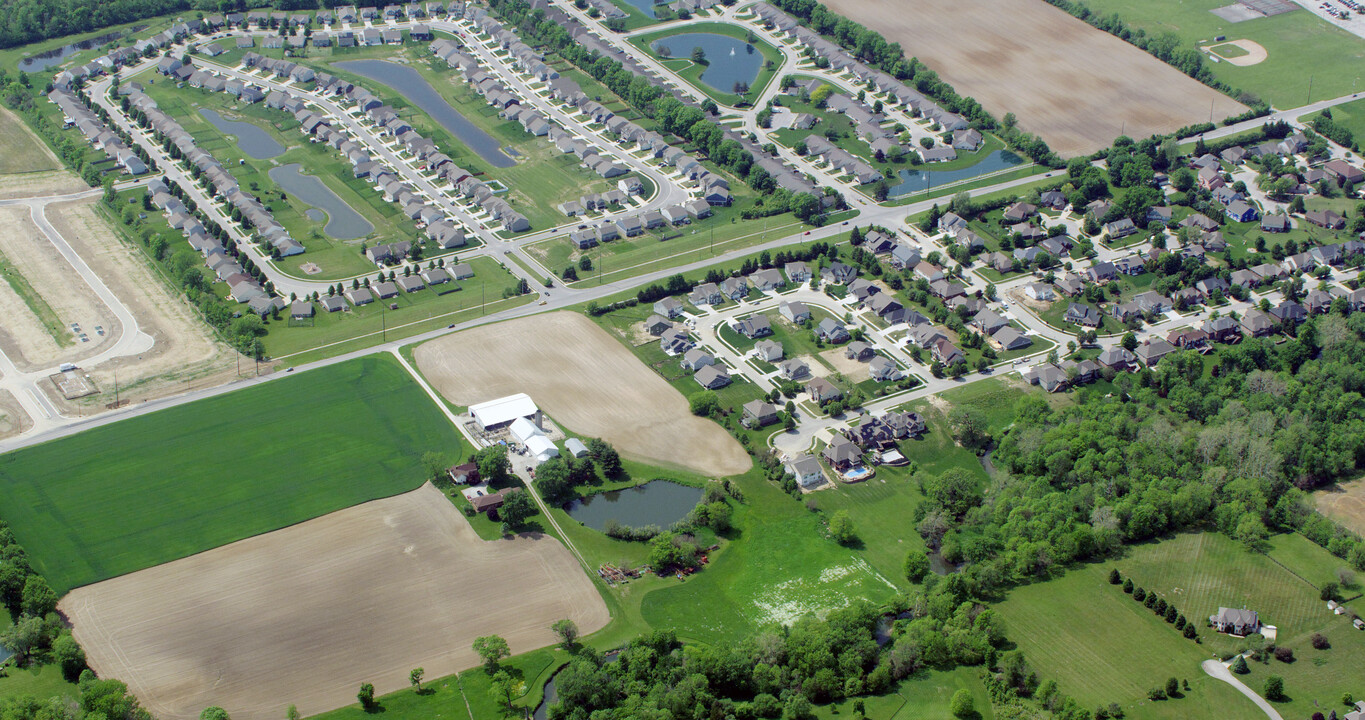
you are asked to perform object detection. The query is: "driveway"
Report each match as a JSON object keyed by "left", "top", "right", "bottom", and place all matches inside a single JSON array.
[{"left": 1201, "top": 658, "right": 1284, "bottom": 720}]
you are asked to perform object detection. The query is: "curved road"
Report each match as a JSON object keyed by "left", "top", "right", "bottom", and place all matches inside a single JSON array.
[{"left": 1201, "top": 658, "right": 1284, "bottom": 720}]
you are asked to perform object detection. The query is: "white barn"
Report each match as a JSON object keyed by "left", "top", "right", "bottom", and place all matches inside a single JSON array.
[{"left": 470, "top": 393, "right": 541, "bottom": 431}]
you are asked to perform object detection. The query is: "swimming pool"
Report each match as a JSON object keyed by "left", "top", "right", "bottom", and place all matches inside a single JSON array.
[{"left": 843, "top": 466, "right": 874, "bottom": 481}]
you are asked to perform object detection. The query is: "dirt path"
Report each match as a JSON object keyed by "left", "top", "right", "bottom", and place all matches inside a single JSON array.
[
  {"left": 414, "top": 311, "right": 751, "bottom": 477},
  {"left": 821, "top": 0, "right": 1244, "bottom": 156},
  {"left": 63, "top": 483, "right": 608, "bottom": 720},
  {"left": 45, "top": 200, "right": 240, "bottom": 410}
]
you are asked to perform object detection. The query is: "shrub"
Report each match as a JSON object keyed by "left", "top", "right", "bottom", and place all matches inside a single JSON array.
[
  {"left": 1147, "top": 688, "right": 1166, "bottom": 701},
  {"left": 1231, "top": 655, "right": 1249, "bottom": 674},
  {"left": 1273, "top": 646, "right": 1294, "bottom": 663},
  {"left": 1109, "top": 568, "right": 1122, "bottom": 584},
  {"left": 1175, "top": 614, "right": 1186, "bottom": 630},
  {"left": 1133, "top": 587, "right": 1146, "bottom": 601},
  {"left": 1264, "top": 676, "right": 1285, "bottom": 702},
  {"left": 1165, "top": 605, "right": 1178, "bottom": 623},
  {"left": 1123, "top": 578, "right": 1134, "bottom": 593},
  {"left": 1183, "top": 624, "right": 1198, "bottom": 640}
]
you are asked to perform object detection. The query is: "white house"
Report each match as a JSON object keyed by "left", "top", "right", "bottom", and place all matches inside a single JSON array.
[{"left": 788, "top": 455, "right": 825, "bottom": 488}]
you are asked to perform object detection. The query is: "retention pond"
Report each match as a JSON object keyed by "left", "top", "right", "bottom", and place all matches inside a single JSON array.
[
  {"left": 651, "top": 33, "right": 762, "bottom": 95},
  {"left": 563, "top": 479, "right": 702, "bottom": 532},
  {"left": 334, "top": 59, "right": 515, "bottom": 168},
  {"left": 890, "top": 149, "right": 1026, "bottom": 196},
  {"left": 199, "top": 108, "right": 285, "bottom": 159},
  {"left": 267, "top": 164, "right": 374, "bottom": 240}
]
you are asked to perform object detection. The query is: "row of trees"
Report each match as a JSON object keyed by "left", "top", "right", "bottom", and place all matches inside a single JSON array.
[{"left": 0, "top": 521, "right": 87, "bottom": 682}]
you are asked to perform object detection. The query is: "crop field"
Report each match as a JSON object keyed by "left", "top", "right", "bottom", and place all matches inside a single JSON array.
[
  {"left": 994, "top": 558, "right": 1265, "bottom": 720},
  {"left": 0, "top": 106, "right": 61, "bottom": 175},
  {"left": 413, "top": 311, "right": 751, "bottom": 477},
  {"left": 1086, "top": 0, "right": 1365, "bottom": 108},
  {"left": 0, "top": 355, "right": 465, "bottom": 593},
  {"left": 63, "top": 484, "right": 607, "bottom": 720},
  {"left": 820, "top": 0, "right": 1243, "bottom": 156}
]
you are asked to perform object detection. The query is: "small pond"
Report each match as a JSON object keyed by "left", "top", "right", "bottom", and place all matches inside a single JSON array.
[
  {"left": 534, "top": 652, "right": 619, "bottom": 720},
  {"left": 618, "top": 0, "right": 668, "bottom": 17},
  {"left": 18, "top": 27, "right": 141, "bottom": 72},
  {"left": 334, "top": 59, "right": 514, "bottom": 168},
  {"left": 889, "top": 149, "right": 1025, "bottom": 197},
  {"left": 652, "top": 33, "right": 762, "bottom": 95},
  {"left": 200, "top": 108, "right": 285, "bottom": 160},
  {"left": 563, "top": 479, "right": 702, "bottom": 532},
  {"left": 267, "top": 164, "right": 374, "bottom": 239}
]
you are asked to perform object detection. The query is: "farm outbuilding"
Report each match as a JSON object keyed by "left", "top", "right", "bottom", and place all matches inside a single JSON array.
[
  {"left": 470, "top": 393, "right": 541, "bottom": 430},
  {"left": 565, "top": 438, "right": 589, "bottom": 457}
]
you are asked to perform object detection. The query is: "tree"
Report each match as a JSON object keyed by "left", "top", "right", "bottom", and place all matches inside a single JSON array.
[
  {"left": 903, "top": 550, "right": 931, "bottom": 583},
  {"left": 949, "top": 407, "right": 990, "bottom": 451},
  {"left": 1121, "top": 332, "right": 1138, "bottom": 351},
  {"left": 1264, "top": 675, "right": 1285, "bottom": 702},
  {"left": 551, "top": 618, "right": 579, "bottom": 648},
  {"left": 829, "top": 510, "right": 857, "bottom": 545},
  {"left": 1165, "top": 677, "right": 1179, "bottom": 697},
  {"left": 587, "top": 438, "right": 621, "bottom": 477},
  {"left": 1231, "top": 655, "right": 1249, "bottom": 674},
  {"left": 950, "top": 689, "right": 974, "bottom": 718},
  {"left": 1109, "top": 568, "right": 1122, "bottom": 584},
  {"left": 52, "top": 632, "right": 86, "bottom": 681},
  {"left": 923, "top": 468, "right": 982, "bottom": 519},
  {"left": 357, "top": 683, "right": 376, "bottom": 709},
  {"left": 409, "top": 668, "right": 424, "bottom": 692},
  {"left": 0, "top": 615, "right": 43, "bottom": 664},
  {"left": 691, "top": 46, "right": 706, "bottom": 64},
  {"left": 21, "top": 575, "right": 56, "bottom": 617},
  {"left": 474, "top": 445, "right": 512, "bottom": 487},
  {"left": 488, "top": 670, "right": 523, "bottom": 710},
  {"left": 1321, "top": 581, "right": 1341, "bottom": 601},
  {"left": 200, "top": 707, "right": 230, "bottom": 720},
  {"left": 689, "top": 390, "right": 720, "bottom": 417},
  {"left": 474, "top": 635, "right": 510, "bottom": 671},
  {"left": 287, "top": 706, "right": 300, "bottom": 720},
  {"left": 422, "top": 451, "right": 447, "bottom": 482},
  {"left": 499, "top": 490, "right": 537, "bottom": 530}
]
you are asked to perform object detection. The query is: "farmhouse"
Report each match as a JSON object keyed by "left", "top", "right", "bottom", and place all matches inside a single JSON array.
[{"left": 1209, "top": 607, "right": 1260, "bottom": 636}]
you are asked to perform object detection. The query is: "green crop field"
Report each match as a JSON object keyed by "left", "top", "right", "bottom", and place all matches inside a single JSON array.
[
  {"left": 1084, "top": 0, "right": 1365, "bottom": 108},
  {"left": 0, "top": 355, "right": 467, "bottom": 593}
]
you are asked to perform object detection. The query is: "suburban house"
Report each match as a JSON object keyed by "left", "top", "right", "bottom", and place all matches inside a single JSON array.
[
  {"left": 753, "top": 339, "right": 784, "bottom": 362},
  {"left": 817, "top": 318, "right": 850, "bottom": 343},
  {"left": 821, "top": 435, "right": 862, "bottom": 471},
  {"left": 693, "top": 364, "right": 731, "bottom": 389},
  {"left": 779, "top": 300, "right": 811, "bottom": 324},
  {"left": 807, "top": 377, "right": 843, "bottom": 404},
  {"left": 742, "top": 400, "right": 779, "bottom": 428},
  {"left": 787, "top": 455, "right": 825, "bottom": 488},
  {"left": 735, "top": 315, "right": 773, "bottom": 338},
  {"left": 654, "top": 296, "right": 684, "bottom": 318}
]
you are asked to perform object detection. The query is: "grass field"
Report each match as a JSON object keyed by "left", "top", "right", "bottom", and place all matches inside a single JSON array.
[
  {"left": 0, "top": 107, "right": 60, "bottom": 175},
  {"left": 1307, "top": 96, "right": 1365, "bottom": 145},
  {"left": 995, "top": 558, "right": 1265, "bottom": 720},
  {"left": 1085, "top": 0, "right": 1365, "bottom": 108},
  {"left": 0, "top": 355, "right": 466, "bottom": 593}
]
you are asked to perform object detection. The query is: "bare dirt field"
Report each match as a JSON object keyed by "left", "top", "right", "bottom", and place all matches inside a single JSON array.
[
  {"left": 0, "top": 170, "right": 88, "bottom": 201},
  {"left": 818, "top": 347, "right": 872, "bottom": 382},
  {"left": 0, "top": 204, "right": 115, "bottom": 370},
  {"left": 822, "top": 0, "right": 1246, "bottom": 156},
  {"left": 0, "top": 106, "right": 61, "bottom": 175},
  {"left": 0, "top": 389, "right": 33, "bottom": 439},
  {"left": 415, "top": 311, "right": 751, "bottom": 477},
  {"left": 1316, "top": 477, "right": 1365, "bottom": 536},
  {"left": 45, "top": 200, "right": 240, "bottom": 411},
  {"left": 63, "top": 483, "right": 606, "bottom": 720}
]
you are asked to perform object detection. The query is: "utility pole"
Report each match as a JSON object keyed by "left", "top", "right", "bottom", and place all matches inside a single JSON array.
[
  {"left": 1308, "top": 75, "right": 1314, "bottom": 106},
  {"left": 113, "top": 370, "right": 119, "bottom": 408}
]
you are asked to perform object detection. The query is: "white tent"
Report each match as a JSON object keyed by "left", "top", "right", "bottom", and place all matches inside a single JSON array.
[
  {"left": 525, "top": 435, "right": 559, "bottom": 462},
  {"left": 470, "top": 393, "right": 539, "bottom": 430}
]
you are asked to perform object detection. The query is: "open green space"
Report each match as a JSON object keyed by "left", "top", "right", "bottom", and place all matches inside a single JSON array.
[
  {"left": 1084, "top": 0, "right": 1365, "bottom": 108},
  {"left": 1305, "top": 96, "right": 1365, "bottom": 143},
  {"left": 0, "top": 355, "right": 466, "bottom": 593},
  {"left": 628, "top": 22, "right": 783, "bottom": 107},
  {"left": 0, "top": 107, "right": 59, "bottom": 174},
  {"left": 136, "top": 73, "right": 423, "bottom": 280},
  {"left": 1209, "top": 41, "right": 1249, "bottom": 59},
  {"left": 995, "top": 556, "right": 1265, "bottom": 720}
]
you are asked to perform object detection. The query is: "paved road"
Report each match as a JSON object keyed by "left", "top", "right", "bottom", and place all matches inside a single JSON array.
[{"left": 1201, "top": 658, "right": 1284, "bottom": 720}]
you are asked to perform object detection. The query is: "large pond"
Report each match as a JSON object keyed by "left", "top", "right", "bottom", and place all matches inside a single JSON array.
[
  {"left": 889, "top": 149, "right": 1025, "bottom": 197},
  {"left": 563, "top": 480, "right": 702, "bottom": 531},
  {"left": 652, "top": 33, "right": 762, "bottom": 95},
  {"left": 18, "top": 27, "right": 140, "bottom": 72},
  {"left": 267, "top": 164, "right": 374, "bottom": 239},
  {"left": 200, "top": 109, "right": 285, "bottom": 159},
  {"left": 334, "top": 59, "right": 514, "bottom": 168}
]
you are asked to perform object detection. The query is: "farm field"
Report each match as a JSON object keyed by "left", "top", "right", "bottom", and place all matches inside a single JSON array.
[
  {"left": 63, "top": 483, "right": 607, "bottom": 720},
  {"left": 1086, "top": 0, "right": 1365, "bottom": 109},
  {"left": 413, "top": 311, "right": 751, "bottom": 477},
  {"left": 0, "top": 355, "right": 466, "bottom": 593},
  {"left": 1316, "top": 475, "right": 1365, "bottom": 536},
  {"left": 820, "top": 0, "right": 1243, "bottom": 156},
  {"left": 0, "top": 106, "right": 61, "bottom": 175}
]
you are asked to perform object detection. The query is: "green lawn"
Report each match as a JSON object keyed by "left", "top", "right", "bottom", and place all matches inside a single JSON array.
[
  {"left": 814, "top": 667, "right": 995, "bottom": 720},
  {"left": 1307, "top": 96, "right": 1365, "bottom": 142},
  {"left": 1084, "top": 0, "right": 1365, "bottom": 108},
  {"left": 995, "top": 559, "right": 1265, "bottom": 720},
  {"left": 1114, "top": 532, "right": 1365, "bottom": 719},
  {"left": 0, "top": 355, "right": 467, "bottom": 593},
  {"left": 0, "top": 662, "right": 78, "bottom": 705}
]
